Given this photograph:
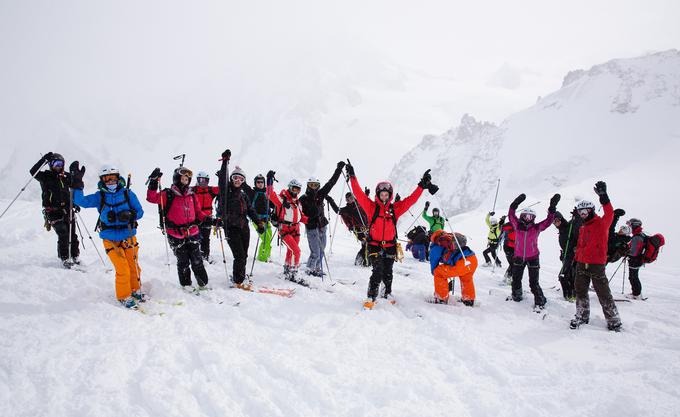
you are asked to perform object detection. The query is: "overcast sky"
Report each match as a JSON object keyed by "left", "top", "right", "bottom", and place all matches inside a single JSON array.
[{"left": 0, "top": 0, "right": 678, "bottom": 168}]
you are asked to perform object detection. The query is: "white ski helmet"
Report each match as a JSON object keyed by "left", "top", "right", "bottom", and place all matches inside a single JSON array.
[
  {"left": 99, "top": 165, "right": 120, "bottom": 178},
  {"left": 307, "top": 177, "right": 320, "bottom": 185},
  {"left": 520, "top": 207, "right": 536, "bottom": 217},
  {"left": 197, "top": 171, "right": 210, "bottom": 180},
  {"left": 489, "top": 216, "right": 499, "bottom": 225},
  {"left": 618, "top": 224, "right": 632, "bottom": 235},
  {"left": 288, "top": 179, "right": 303, "bottom": 190},
  {"left": 576, "top": 200, "right": 596, "bottom": 211}
]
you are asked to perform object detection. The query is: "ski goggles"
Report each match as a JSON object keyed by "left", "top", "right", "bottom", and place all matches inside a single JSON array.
[
  {"left": 307, "top": 182, "right": 320, "bottom": 190},
  {"left": 177, "top": 167, "right": 193, "bottom": 178},
  {"left": 197, "top": 177, "right": 209, "bottom": 186},
  {"left": 376, "top": 182, "right": 392, "bottom": 193},
  {"left": 577, "top": 208, "right": 591, "bottom": 216},
  {"left": 520, "top": 213, "right": 535, "bottom": 221},
  {"left": 50, "top": 160, "right": 65, "bottom": 168},
  {"left": 230, "top": 174, "right": 245, "bottom": 183},
  {"left": 289, "top": 186, "right": 301, "bottom": 193},
  {"left": 101, "top": 174, "right": 119, "bottom": 183}
]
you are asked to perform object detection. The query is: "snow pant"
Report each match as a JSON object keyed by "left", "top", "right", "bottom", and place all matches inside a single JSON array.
[
  {"left": 628, "top": 257, "right": 643, "bottom": 296},
  {"left": 483, "top": 241, "right": 499, "bottom": 264},
  {"left": 433, "top": 254, "right": 478, "bottom": 302},
  {"left": 559, "top": 256, "right": 576, "bottom": 299},
  {"left": 511, "top": 257, "right": 546, "bottom": 306},
  {"left": 225, "top": 225, "right": 250, "bottom": 285},
  {"left": 51, "top": 216, "right": 80, "bottom": 261},
  {"left": 168, "top": 234, "right": 208, "bottom": 287},
  {"left": 281, "top": 229, "right": 301, "bottom": 268},
  {"left": 574, "top": 262, "right": 621, "bottom": 327},
  {"left": 253, "top": 222, "right": 273, "bottom": 262},
  {"left": 410, "top": 244, "right": 427, "bottom": 261},
  {"left": 305, "top": 226, "right": 327, "bottom": 273},
  {"left": 198, "top": 222, "right": 212, "bottom": 260},
  {"left": 366, "top": 245, "right": 396, "bottom": 300},
  {"left": 103, "top": 237, "right": 141, "bottom": 300},
  {"left": 503, "top": 245, "right": 514, "bottom": 277}
]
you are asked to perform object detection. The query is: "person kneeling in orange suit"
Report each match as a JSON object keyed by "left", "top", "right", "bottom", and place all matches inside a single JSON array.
[{"left": 429, "top": 230, "right": 478, "bottom": 306}]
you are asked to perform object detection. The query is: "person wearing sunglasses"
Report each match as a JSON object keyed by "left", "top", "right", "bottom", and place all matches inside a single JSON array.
[
  {"left": 70, "top": 163, "right": 145, "bottom": 309},
  {"left": 298, "top": 162, "right": 345, "bottom": 278},
  {"left": 147, "top": 166, "right": 211, "bottom": 290},
  {"left": 191, "top": 171, "right": 220, "bottom": 263},
  {"left": 265, "top": 170, "right": 308, "bottom": 284},
  {"left": 570, "top": 181, "right": 622, "bottom": 331},
  {"left": 345, "top": 161, "right": 433, "bottom": 310},
  {"left": 29, "top": 152, "right": 81, "bottom": 267},
  {"left": 507, "top": 192, "right": 561, "bottom": 310}
]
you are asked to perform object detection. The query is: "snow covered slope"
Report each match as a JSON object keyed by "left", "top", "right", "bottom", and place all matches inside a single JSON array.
[
  {"left": 2, "top": 193, "right": 680, "bottom": 417},
  {"left": 390, "top": 49, "right": 680, "bottom": 217}
]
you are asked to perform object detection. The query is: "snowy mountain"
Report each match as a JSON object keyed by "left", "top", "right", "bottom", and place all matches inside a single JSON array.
[{"left": 390, "top": 50, "right": 680, "bottom": 217}]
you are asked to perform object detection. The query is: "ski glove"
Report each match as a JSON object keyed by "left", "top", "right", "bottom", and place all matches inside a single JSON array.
[
  {"left": 427, "top": 183, "right": 439, "bottom": 195},
  {"left": 213, "top": 217, "right": 223, "bottom": 228},
  {"left": 418, "top": 169, "right": 432, "bottom": 188},
  {"left": 345, "top": 162, "right": 355, "bottom": 177},
  {"left": 69, "top": 161, "right": 85, "bottom": 190},
  {"left": 394, "top": 194, "right": 401, "bottom": 203},
  {"left": 424, "top": 201, "right": 430, "bottom": 211},
  {"left": 510, "top": 193, "right": 526, "bottom": 210},
  {"left": 364, "top": 187, "right": 370, "bottom": 197},
  {"left": 548, "top": 193, "right": 561, "bottom": 213},
  {"left": 266, "top": 170, "right": 276, "bottom": 185},
  {"left": 221, "top": 149, "right": 231, "bottom": 161},
  {"left": 336, "top": 161, "right": 346, "bottom": 170},
  {"left": 499, "top": 215, "right": 506, "bottom": 224},
  {"left": 148, "top": 168, "right": 162, "bottom": 180},
  {"left": 594, "top": 181, "right": 609, "bottom": 205},
  {"left": 43, "top": 152, "right": 55, "bottom": 163},
  {"left": 614, "top": 208, "right": 626, "bottom": 217},
  {"left": 256, "top": 222, "right": 266, "bottom": 235},
  {"left": 489, "top": 211, "right": 495, "bottom": 216}
]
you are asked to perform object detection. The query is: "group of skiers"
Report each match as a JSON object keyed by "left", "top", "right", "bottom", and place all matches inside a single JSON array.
[{"left": 28, "top": 152, "right": 662, "bottom": 330}]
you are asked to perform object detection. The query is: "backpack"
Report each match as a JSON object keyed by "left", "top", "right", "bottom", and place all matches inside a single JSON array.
[
  {"left": 157, "top": 189, "right": 176, "bottom": 230},
  {"left": 369, "top": 203, "right": 398, "bottom": 244},
  {"left": 407, "top": 225, "right": 427, "bottom": 241},
  {"left": 95, "top": 189, "right": 134, "bottom": 232},
  {"left": 433, "top": 231, "right": 467, "bottom": 252},
  {"left": 642, "top": 233, "right": 665, "bottom": 263}
]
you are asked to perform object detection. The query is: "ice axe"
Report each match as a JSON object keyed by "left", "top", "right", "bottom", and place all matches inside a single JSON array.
[{"left": 173, "top": 154, "right": 186, "bottom": 167}]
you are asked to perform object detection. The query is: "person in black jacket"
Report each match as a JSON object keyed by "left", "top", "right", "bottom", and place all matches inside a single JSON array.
[
  {"left": 607, "top": 208, "right": 629, "bottom": 263},
  {"left": 248, "top": 174, "right": 277, "bottom": 262},
  {"left": 552, "top": 211, "right": 581, "bottom": 300},
  {"left": 337, "top": 192, "right": 369, "bottom": 266},
  {"left": 30, "top": 152, "right": 80, "bottom": 267},
  {"left": 299, "top": 161, "right": 345, "bottom": 277},
  {"left": 216, "top": 150, "right": 262, "bottom": 289}
]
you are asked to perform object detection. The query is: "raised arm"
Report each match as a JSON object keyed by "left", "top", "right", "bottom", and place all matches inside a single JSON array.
[
  {"left": 318, "top": 161, "right": 345, "bottom": 198},
  {"left": 393, "top": 186, "right": 424, "bottom": 219}
]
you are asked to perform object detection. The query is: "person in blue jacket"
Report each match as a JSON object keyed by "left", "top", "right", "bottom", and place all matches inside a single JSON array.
[
  {"left": 429, "top": 230, "right": 478, "bottom": 306},
  {"left": 69, "top": 162, "right": 145, "bottom": 309}
]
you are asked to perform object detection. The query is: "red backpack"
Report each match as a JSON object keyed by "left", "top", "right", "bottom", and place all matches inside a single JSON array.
[
  {"left": 642, "top": 233, "right": 665, "bottom": 263},
  {"left": 432, "top": 231, "right": 467, "bottom": 251}
]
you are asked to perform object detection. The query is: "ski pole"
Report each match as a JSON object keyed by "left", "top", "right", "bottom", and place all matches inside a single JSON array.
[
  {"left": 608, "top": 257, "right": 625, "bottom": 284},
  {"left": 433, "top": 194, "right": 470, "bottom": 266},
  {"left": 248, "top": 229, "right": 261, "bottom": 278},
  {"left": 157, "top": 179, "right": 172, "bottom": 269},
  {"left": 216, "top": 226, "right": 230, "bottom": 283},
  {"left": 0, "top": 160, "right": 48, "bottom": 220},
  {"left": 329, "top": 176, "right": 347, "bottom": 254},
  {"left": 492, "top": 178, "right": 501, "bottom": 213},
  {"left": 76, "top": 212, "right": 107, "bottom": 267},
  {"left": 68, "top": 188, "right": 74, "bottom": 263},
  {"left": 622, "top": 257, "right": 627, "bottom": 294}
]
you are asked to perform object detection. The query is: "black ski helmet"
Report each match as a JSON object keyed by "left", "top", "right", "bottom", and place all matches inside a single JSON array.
[
  {"left": 628, "top": 218, "right": 642, "bottom": 228},
  {"left": 375, "top": 181, "right": 393, "bottom": 200},
  {"left": 173, "top": 166, "right": 193, "bottom": 186},
  {"left": 49, "top": 153, "right": 65, "bottom": 169}
]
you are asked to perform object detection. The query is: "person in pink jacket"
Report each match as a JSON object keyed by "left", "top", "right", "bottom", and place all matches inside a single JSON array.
[
  {"left": 147, "top": 166, "right": 211, "bottom": 289},
  {"left": 507, "top": 193, "right": 560, "bottom": 309}
]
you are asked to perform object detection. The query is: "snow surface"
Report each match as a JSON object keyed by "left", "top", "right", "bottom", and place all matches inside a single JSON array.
[{"left": 2, "top": 184, "right": 679, "bottom": 417}]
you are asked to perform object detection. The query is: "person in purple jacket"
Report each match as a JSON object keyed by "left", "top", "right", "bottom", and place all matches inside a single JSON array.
[{"left": 507, "top": 193, "right": 561, "bottom": 309}]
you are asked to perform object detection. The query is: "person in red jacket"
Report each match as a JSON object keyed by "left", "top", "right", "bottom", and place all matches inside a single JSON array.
[
  {"left": 345, "top": 161, "right": 431, "bottom": 309},
  {"left": 192, "top": 171, "right": 220, "bottom": 262},
  {"left": 147, "top": 166, "right": 211, "bottom": 289},
  {"left": 570, "top": 181, "right": 622, "bottom": 332},
  {"left": 266, "top": 170, "right": 308, "bottom": 284}
]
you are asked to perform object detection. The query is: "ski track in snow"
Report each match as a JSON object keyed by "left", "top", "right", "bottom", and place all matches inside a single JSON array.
[{"left": 1, "top": 200, "right": 680, "bottom": 417}]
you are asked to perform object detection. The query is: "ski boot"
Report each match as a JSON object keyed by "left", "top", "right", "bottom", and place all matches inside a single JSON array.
[
  {"left": 569, "top": 316, "right": 589, "bottom": 329},
  {"left": 495, "top": 259, "right": 502, "bottom": 268},
  {"left": 383, "top": 293, "right": 396, "bottom": 305},
  {"left": 363, "top": 298, "right": 376, "bottom": 310},
  {"left": 607, "top": 322, "right": 622, "bottom": 333},
  {"left": 131, "top": 290, "right": 147, "bottom": 303},
  {"left": 462, "top": 299, "right": 475, "bottom": 307},
  {"left": 482, "top": 261, "right": 492, "bottom": 268},
  {"left": 427, "top": 294, "right": 449, "bottom": 304},
  {"left": 119, "top": 296, "right": 139, "bottom": 310}
]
